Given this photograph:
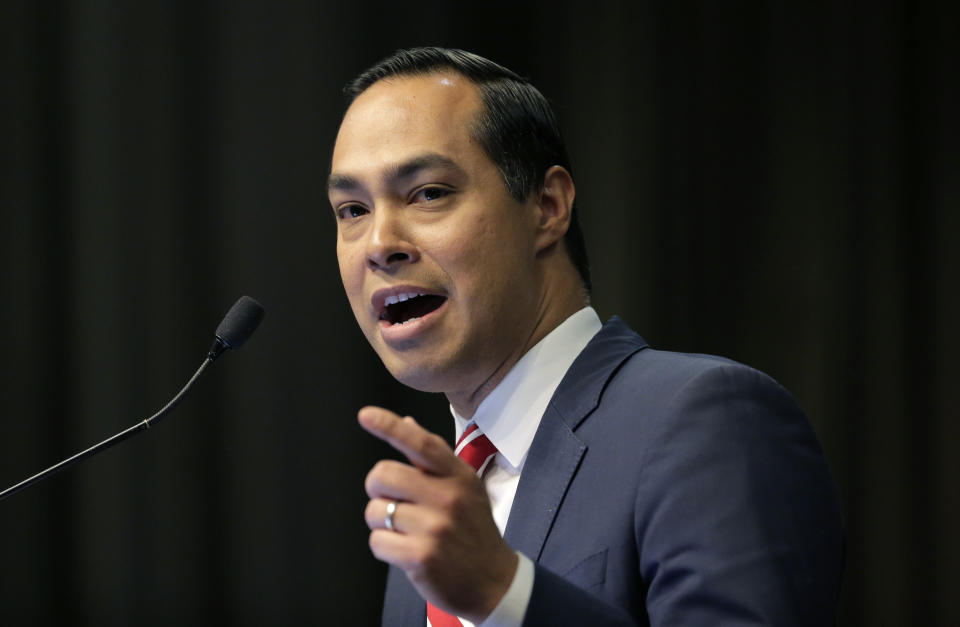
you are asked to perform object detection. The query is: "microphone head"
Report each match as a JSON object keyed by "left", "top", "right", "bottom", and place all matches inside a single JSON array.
[{"left": 214, "top": 296, "right": 265, "bottom": 350}]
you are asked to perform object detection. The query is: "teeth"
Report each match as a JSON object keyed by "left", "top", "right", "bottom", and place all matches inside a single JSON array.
[
  {"left": 381, "top": 291, "right": 433, "bottom": 327},
  {"left": 383, "top": 292, "right": 426, "bottom": 307},
  {"left": 392, "top": 316, "right": 420, "bottom": 326}
]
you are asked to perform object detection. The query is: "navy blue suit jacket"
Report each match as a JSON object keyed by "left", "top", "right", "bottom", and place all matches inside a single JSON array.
[{"left": 382, "top": 317, "right": 844, "bottom": 625}]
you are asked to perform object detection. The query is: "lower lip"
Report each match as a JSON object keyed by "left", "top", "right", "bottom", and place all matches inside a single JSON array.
[{"left": 378, "top": 299, "right": 448, "bottom": 344}]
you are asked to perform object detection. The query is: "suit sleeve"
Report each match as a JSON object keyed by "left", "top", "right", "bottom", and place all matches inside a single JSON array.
[
  {"left": 521, "top": 363, "right": 843, "bottom": 626},
  {"left": 523, "top": 563, "right": 638, "bottom": 626},
  {"left": 635, "top": 364, "right": 843, "bottom": 626}
]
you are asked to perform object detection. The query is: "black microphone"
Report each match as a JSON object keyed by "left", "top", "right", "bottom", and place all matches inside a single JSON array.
[{"left": 0, "top": 296, "right": 265, "bottom": 502}]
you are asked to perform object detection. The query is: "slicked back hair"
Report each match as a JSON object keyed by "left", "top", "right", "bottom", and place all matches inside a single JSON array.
[{"left": 344, "top": 47, "right": 591, "bottom": 293}]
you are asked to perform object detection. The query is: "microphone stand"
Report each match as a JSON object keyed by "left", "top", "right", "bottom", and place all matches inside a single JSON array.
[
  {"left": 0, "top": 295, "right": 264, "bottom": 503},
  {"left": 0, "top": 357, "right": 213, "bottom": 502}
]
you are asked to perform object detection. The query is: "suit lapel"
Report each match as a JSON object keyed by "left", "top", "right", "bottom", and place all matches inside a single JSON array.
[
  {"left": 503, "top": 317, "right": 647, "bottom": 560},
  {"left": 503, "top": 403, "right": 585, "bottom": 560},
  {"left": 382, "top": 565, "right": 426, "bottom": 626},
  {"left": 383, "top": 317, "right": 647, "bottom": 623}
]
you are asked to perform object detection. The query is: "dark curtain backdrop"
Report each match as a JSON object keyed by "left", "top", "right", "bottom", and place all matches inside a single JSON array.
[{"left": 1, "top": 1, "right": 957, "bottom": 625}]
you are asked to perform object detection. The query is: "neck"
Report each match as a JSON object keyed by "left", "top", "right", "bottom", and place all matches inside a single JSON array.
[{"left": 447, "top": 275, "right": 588, "bottom": 419}]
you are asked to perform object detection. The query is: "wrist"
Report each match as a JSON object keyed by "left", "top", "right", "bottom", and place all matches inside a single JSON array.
[{"left": 464, "top": 548, "right": 519, "bottom": 624}]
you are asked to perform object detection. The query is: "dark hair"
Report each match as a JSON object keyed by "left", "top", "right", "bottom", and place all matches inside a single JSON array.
[{"left": 345, "top": 47, "right": 591, "bottom": 293}]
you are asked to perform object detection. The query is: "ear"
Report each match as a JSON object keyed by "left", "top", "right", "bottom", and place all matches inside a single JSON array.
[{"left": 534, "top": 166, "right": 576, "bottom": 253}]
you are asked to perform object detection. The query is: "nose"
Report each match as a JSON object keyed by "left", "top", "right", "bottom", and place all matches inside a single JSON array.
[{"left": 365, "top": 208, "right": 418, "bottom": 270}]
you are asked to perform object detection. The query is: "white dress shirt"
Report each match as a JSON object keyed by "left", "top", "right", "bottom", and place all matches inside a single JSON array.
[{"left": 428, "top": 307, "right": 602, "bottom": 627}]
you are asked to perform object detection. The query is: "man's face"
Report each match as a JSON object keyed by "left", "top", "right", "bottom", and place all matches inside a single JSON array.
[{"left": 329, "top": 73, "right": 544, "bottom": 402}]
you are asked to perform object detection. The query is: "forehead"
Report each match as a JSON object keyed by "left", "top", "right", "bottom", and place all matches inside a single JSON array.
[{"left": 331, "top": 73, "right": 484, "bottom": 178}]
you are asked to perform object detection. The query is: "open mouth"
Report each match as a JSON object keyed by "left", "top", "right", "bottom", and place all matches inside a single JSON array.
[{"left": 380, "top": 293, "right": 447, "bottom": 325}]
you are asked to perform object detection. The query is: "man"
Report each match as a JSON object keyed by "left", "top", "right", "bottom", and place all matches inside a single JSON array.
[{"left": 328, "top": 48, "right": 843, "bottom": 626}]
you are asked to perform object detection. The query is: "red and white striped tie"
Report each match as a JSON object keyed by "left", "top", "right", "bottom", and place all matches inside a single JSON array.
[{"left": 426, "top": 422, "right": 498, "bottom": 627}]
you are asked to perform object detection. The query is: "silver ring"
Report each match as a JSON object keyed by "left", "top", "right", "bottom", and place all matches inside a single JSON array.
[{"left": 385, "top": 500, "right": 398, "bottom": 531}]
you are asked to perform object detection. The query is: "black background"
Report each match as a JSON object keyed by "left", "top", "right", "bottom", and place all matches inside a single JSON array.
[{"left": 1, "top": 1, "right": 957, "bottom": 624}]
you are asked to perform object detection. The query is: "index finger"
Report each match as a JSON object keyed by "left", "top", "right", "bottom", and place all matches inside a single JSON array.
[{"left": 358, "top": 406, "right": 462, "bottom": 476}]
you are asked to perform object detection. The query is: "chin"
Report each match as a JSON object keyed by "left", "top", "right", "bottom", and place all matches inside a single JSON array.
[
  {"left": 376, "top": 345, "right": 465, "bottom": 394},
  {"left": 384, "top": 362, "right": 449, "bottom": 393}
]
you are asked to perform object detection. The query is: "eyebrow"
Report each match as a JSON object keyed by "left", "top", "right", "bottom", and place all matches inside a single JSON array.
[{"left": 327, "top": 153, "right": 465, "bottom": 193}]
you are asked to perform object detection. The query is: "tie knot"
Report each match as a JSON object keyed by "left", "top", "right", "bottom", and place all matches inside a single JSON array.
[{"left": 454, "top": 423, "right": 498, "bottom": 476}]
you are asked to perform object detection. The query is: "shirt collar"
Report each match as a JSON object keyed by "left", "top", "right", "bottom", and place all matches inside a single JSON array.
[{"left": 451, "top": 307, "right": 602, "bottom": 472}]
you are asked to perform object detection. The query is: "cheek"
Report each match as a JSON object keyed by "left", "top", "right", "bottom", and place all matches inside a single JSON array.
[
  {"left": 337, "top": 246, "right": 366, "bottom": 308},
  {"left": 437, "top": 211, "right": 496, "bottom": 264},
  {"left": 442, "top": 226, "right": 522, "bottom": 313}
]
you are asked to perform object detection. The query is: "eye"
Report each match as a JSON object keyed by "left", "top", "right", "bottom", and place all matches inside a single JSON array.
[
  {"left": 337, "top": 204, "right": 369, "bottom": 220},
  {"left": 413, "top": 186, "right": 451, "bottom": 203}
]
